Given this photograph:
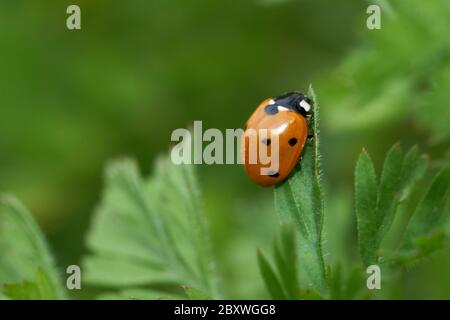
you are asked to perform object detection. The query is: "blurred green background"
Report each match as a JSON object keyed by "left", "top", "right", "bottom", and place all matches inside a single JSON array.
[{"left": 0, "top": 0, "right": 449, "bottom": 299}]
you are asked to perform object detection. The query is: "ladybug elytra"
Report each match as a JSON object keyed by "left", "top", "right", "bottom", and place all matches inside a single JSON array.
[{"left": 242, "top": 92, "right": 311, "bottom": 187}]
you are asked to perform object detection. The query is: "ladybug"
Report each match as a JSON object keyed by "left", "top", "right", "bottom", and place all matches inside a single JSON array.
[{"left": 242, "top": 92, "right": 311, "bottom": 187}]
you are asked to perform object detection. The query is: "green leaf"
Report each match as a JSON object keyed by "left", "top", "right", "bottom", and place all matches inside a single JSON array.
[
  {"left": 398, "top": 146, "right": 428, "bottom": 202},
  {"left": 83, "top": 157, "right": 218, "bottom": 299},
  {"left": 355, "top": 145, "right": 429, "bottom": 266},
  {"left": 0, "top": 196, "right": 65, "bottom": 299},
  {"left": 257, "top": 226, "right": 299, "bottom": 300},
  {"left": 328, "top": 264, "right": 366, "bottom": 300},
  {"left": 328, "top": 264, "right": 342, "bottom": 300},
  {"left": 320, "top": 0, "right": 450, "bottom": 142},
  {"left": 344, "top": 266, "right": 366, "bottom": 299},
  {"left": 273, "top": 226, "right": 298, "bottom": 299},
  {"left": 354, "top": 149, "right": 378, "bottom": 266},
  {"left": 82, "top": 255, "right": 179, "bottom": 287},
  {"left": 183, "top": 286, "right": 211, "bottom": 300},
  {"left": 96, "top": 288, "right": 184, "bottom": 300},
  {"left": 273, "top": 85, "right": 327, "bottom": 294},
  {"left": 257, "top": 249, "right": 286, "bottom": 300},
  {"left": 3, "top": 268, "right": 55, "bottom": 300},
  {"left": 401, "top": 166, "right": 450, "bottom": 256},
  {"left": 376, "top": 143, "right": 404, "bottom": 240},
  {"left": 297, "top": 289, "right": 323, "bottom": 300},
  {"left": 418, "top": 59, "right": 450, "bottom": 142}
]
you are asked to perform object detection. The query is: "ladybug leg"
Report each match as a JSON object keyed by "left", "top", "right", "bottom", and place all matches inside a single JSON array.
[{"left": 307, "top": 134, "right": 314, "bottom": 139}]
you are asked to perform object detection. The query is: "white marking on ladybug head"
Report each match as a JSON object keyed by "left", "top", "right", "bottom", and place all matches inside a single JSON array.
[
  {"left": 268, "top": 99, "right": 276, "bottom": 105},
  {"left": 299, "top": 99, "right": 311, "bottom": 112},
  {"left": 277, "top": 106, "right": 290, "bottom": 112}
]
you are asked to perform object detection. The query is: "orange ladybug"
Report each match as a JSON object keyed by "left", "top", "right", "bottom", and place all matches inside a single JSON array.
[{"left": 242, "top": 92, "right": 311, "bottom": 187}]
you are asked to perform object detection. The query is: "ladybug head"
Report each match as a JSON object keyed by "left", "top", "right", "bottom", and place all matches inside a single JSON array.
[{"left": 274, "top": 92, "right": 311, "bottom": 117}]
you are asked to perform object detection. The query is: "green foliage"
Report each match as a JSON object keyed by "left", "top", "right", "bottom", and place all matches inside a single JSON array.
[
  {"left": 256, "top": 225, "right": 303, "bottom": 300},
  {"left": 0, "top": 196, "right": 65, "bottom": 299},
  {"left": 355, "top": 144, "right": 450, "bottom": 269},
  {"left": 397, "top": 167, "right": 450, "bottom": 263},
  {"left": 418, "top": 59, "right": 450, "bottom": 142},
  {"left": 261, "top": 85, "right": 448, "bottom": 299},
  {"left": 1, "top": 107, "right": 447, "bottom": 300},
  {"left": 257, "top": 226, "right": 324, "bottom": 300},
  {"left": 95, "top": 288, "right": 183, "bottom": 300},
  {"left": 257, "top": 225, "right": 324, "bottom": 300},
  {"left": 273, "top": 86, "right": 327, "bottom": 294},
  {"left": 0, "top": 0, "right": 448, "bottom": 301},
  {"left": 183, "top": 286, "right": 211, "bottom": 300},
  {"left": 257, "top": 249, "right": 287, "bottom": 300},
  {"left": 354, "top": 149, "right": 378, "bottom": 265},
  {"left": 272, "top": 227, "right": 298, "bottom": 299},
  {"left": 0, "top": 141, "right": 448, "bottom": 300},
  {"left": 0, "top": 155, "right": 219, "bottom": 300},
  {"left": 262, "top": 140, "right": 447, "bottom": 299},
  {"left": 357, "top": 145, "right": 427, "bottom": 264},
  {"left": 320, "top": 0, "right": 450, "bottom": 142},
  {"left": 82, "top": 157, "right": 218, "bottom": 299},
  {"left": 3, "top": 269, "right": 56, "bottom": 300},
  {"left": 327, "top": 264, "right": 366, "bottom": 300}
]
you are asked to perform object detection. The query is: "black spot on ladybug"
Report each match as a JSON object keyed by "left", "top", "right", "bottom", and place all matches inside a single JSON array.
[
  {"left": 288, "top": 137, "right": 298, "bottom": 146},
  {"left": 262, "top": 138, "right": 271, "bottom": 146},
  {"left": 264, "top": 105, "right": 278, "bottom": 115},
  {"left": 268, "top": 171, "right": 280, "bottom": 178}
]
